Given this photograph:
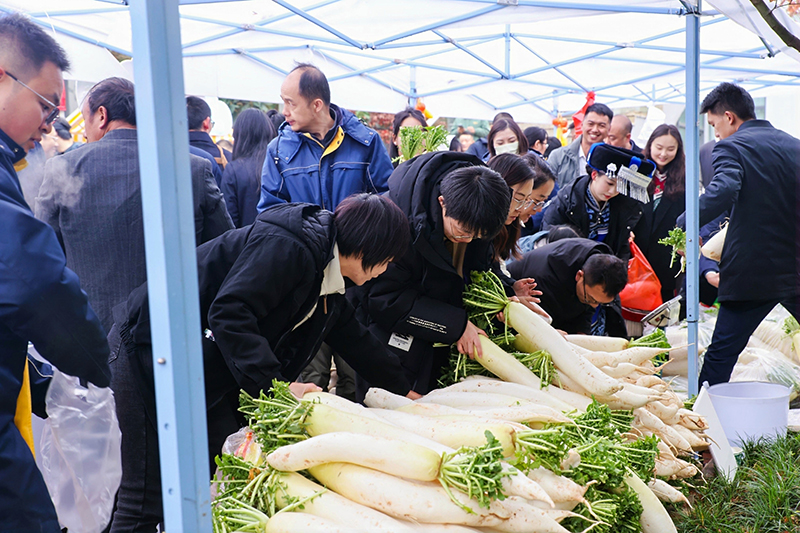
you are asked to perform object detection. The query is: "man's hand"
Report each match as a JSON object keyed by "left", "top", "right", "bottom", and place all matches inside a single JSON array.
[
  {"left": 406, "top": 390, "right": 423, "bottom": 400},
  {"left": 457, "top": 321, "right": 486, "bottom": 360},
  {"left": 705, "top": 271, "right": 720, "bottom": 288},
  {"left": 289, "top": 381, "right": 322, "bottom": 399}
]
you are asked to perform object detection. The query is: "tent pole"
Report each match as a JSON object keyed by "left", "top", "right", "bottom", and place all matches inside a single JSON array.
[
  {"left": 129, "top": 0, "right": 212, "bottom": 530},
  {"left": 685, "top": 1, "right": 701, "bottom": 397}
]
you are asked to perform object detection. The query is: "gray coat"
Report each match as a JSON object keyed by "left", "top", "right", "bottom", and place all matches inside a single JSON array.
[
  {"left": 547, "top": 136, "right": 584, "bottom": 188},
  {"left": 35, "top": 128, "right": 233, "bottom": 332}
]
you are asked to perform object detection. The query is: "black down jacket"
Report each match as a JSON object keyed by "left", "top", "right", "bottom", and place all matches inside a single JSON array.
[
  {"left": 116, "top": 202, "right": 411, "bottom": 410},
  {"left": 352, "top": 151, "right": 492, "bottom": 394}
]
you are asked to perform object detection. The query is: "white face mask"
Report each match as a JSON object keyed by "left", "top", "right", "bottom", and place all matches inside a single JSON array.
[{"left": 494, "top": 141, "right": 519, "bottom": 155}]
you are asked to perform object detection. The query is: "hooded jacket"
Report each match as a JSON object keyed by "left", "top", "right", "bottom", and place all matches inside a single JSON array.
[
  {"left": 258, "top": 104, "right": 392, "bottom": 211},
  {"left": 116, "top": 202, "right": 410, "bottom": 411},
  {"left": 0, "top": 128, "right": 110, "bottom": 532},
  {"left": 352, "top": 151, "right": 490, "bottom": 393},
  {"left": 543, "top": 174, "right": 646, "bottom": 262}
]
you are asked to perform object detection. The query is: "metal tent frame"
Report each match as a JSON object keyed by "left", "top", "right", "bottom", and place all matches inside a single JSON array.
[{"left": 5, "top": 0, "right": 798, "bottom": 530}]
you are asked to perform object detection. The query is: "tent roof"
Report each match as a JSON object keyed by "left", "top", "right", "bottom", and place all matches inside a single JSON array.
[{"left": 4, "top": 0, "right": 799, "bottom": 121}]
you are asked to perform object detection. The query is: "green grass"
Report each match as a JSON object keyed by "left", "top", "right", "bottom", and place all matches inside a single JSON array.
[{"left": 671, "top": 432, "right": 800, "bottom": 533}]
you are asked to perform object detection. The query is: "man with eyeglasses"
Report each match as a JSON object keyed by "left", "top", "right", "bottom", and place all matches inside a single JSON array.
[
  {"left": 508, "top": 238, "right": 628, "bottom": 336},
  {"left": 0, "top": 12, "right": 111, "bottom": 532}
]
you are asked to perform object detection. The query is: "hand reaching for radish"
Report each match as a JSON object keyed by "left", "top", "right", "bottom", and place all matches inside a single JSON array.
[
  {"left": 405, "top": 390, "right": 423, "bottom": 400},
  {"left": 457, "top": 320, "right": 485, "bottom": 359},
  {"left": 289, "top": 381, "right": 323, "bottom": 398},
  {"left": 512, "top": 278, "right": 541, "bottom": 299}
]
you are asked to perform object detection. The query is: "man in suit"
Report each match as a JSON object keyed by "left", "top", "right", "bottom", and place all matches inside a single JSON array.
[
  {"left": 547, "top": 103, "right": 613, "bottom": 188},
  {"left": 0, "top": 12, "right": 111, "bottom": 531},
  {"left": 36, "top": 77, "right": 233, "bottom": 333},
  {"left": 677, "top": 82, "right": 800, "bottom": 387}
]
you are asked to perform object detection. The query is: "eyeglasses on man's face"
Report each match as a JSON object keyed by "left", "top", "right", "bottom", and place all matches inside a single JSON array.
[
  {"left": 582, "top": 277, "right": 614, "bottom": 307},
  {"left": 6, "top": 71, "right": 59, "bottom": 125}
]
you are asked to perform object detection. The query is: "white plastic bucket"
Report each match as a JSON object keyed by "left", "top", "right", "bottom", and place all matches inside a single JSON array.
[{"left": 707, "top": 381, "right": 790, "bottom": 447}]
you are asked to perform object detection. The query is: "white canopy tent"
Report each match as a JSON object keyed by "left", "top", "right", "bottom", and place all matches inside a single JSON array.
[{"left": 5, "top": 0, "right": 800, "bottom": 121}]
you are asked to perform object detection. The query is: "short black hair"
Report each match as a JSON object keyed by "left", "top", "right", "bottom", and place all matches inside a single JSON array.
[
  {"left": 52, "top": 117, "right": 72, "bottom": 140},
  {"left": 335, "top": 193, "right": 411, "bottom": 270},
  {"left": 232, "top": 108, "right": 276, "bottom": 162},
  {"left": 449, "top": 136, "right": 462, "bottom": 152},
  {"left": 290, "top": 63, "right": 330, "bottom": 108},
  {"left": 521, "top": 152, "right": 556, "bottom": 189},
  {"left": 439, "top": 166, "right": 510, "bottom": 240},
  {"left": 585, "top": 103, "right": 613, "bottom": 122},
  {"left": 0, "top": 13, "right": 70, "bottom": 79},
  {"left": 583, "top": 254, "right": 628, "bottom": 296},
  {"left": 700, "top": 82, "right": 756, "bottom": 121},
  {"left": 186, "top": 95, "right": 212, "bottom": 130},
  {"left": 492, "top": 112, "right": 513, "bottom": 124},
  {"left": 547, "top": 224, "right": 582, "bottom": 243},
  {"left": 544, "top": 136, "right": 561, "bottom": 159},
  {"left": 86, "top": 77, "right": 136, "bottom": 126},
  {"left": 265, "top": 108, "right": 285, "bottom": 130},
  {"left": 524, "top": 126, "right": 547, "bottom": 147}
]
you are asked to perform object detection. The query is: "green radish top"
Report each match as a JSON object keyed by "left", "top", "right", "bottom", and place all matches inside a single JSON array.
[
  {"left": 439, "top": 340, "right": 557, "bottom": 389},
  {"left": 629, "top": 329, "right": 671, "bottom": 365},
  {"left": 658, "top": 227, "right": 686, "bottom": 273}
]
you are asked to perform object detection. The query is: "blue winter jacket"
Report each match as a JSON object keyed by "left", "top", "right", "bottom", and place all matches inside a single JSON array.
[
  {"left": 0, "top": 129, "right": 110, "bottom": 531},
  {"left": 257, "top": 104, "right": 392, "bottom": 211}
]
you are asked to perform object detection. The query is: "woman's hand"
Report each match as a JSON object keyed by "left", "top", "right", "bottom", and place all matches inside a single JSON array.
[
  {"left": 456, "top": 320, "right": 486, "bottom": 360},
  {"left": 513, "top": 278, "right": 542, "bottom": 299},
  {"left": 289, "top": 381, "right": 322, "bottom": 399},
  {"left": 406, "top": 390, "right": 423, "bottom": 400}
]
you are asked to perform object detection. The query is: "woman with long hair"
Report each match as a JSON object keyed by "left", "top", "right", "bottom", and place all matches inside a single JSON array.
[
  {"left": 220, "top": 108, "right": 277, "bottom": 227},
  {"left": 487, "top": 118, "right": 529, "bottom": 160},
  {"left": 640, "top": 124, "right": 686, "bottom": 302},
  {"left": 389, "top": 107, "right": 427, "bottom": 164}
]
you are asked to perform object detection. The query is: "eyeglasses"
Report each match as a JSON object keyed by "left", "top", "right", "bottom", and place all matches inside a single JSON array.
[
  {"left": 447, "top": 217, "right": 478, "bottom": 241},
  {"left": 512, "top": 196, "right": 546, "bottom": 211},
  {"left": 6, "top": 71, "right": 59, "bottom": 125},
  {"left": 582, "top": 277, "right": 614, "bottom": 307}
]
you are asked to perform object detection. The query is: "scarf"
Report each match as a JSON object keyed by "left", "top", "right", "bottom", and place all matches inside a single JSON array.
[
  {"left": 651, "top": 170, "right": 667, "bottom": 209},
  {"left": 585, "top": 183, "right": 611, "bottom": 243}
]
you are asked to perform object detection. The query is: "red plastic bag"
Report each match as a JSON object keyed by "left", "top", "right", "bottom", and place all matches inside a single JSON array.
[{"left": 619, "top": 240, "right": 662, "bottom": 318}]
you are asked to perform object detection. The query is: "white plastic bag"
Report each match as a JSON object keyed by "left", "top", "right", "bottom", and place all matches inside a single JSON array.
[
  {"left": 37, "top": 368, "right": 122, "bottom": 533},
  {"left": 731, "top": 347, "right": 800, "bottom": 400}
]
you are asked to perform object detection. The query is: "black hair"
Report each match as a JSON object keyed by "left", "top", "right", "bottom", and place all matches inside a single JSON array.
[
  {"left": 232, "top": 108, "right": 276, "bottom": 162},
  {"left": 643, "top": 124, "right": 685, "bottom": 202},
  {"left": 585, "top": 103, "right": 614, "bottom": 122},
  {"left": 334, "top": 193, "right": 411, "bottom": 270},
  {"left": 290, "top": 63, "right": 330, "bottom": 107},
  {"left": 488, "top": 154, "right": 536, "bottom": 260},
  {"left": 390, "top": 107, "right": 427, "bottom": 160},
  {"left": 487, "top": 118, "right": 529, "bottom": 158},
  {"left": 52, "top": 117, "right": 71, "bottom": 140},
  {"left": 186, "top": 95, "right": 211, "bottom": 130},
  {"left": 543, "top": 136, "right": 561, "bottom": 159},
  {"left": 0, "top": 13, "right": 70, "bottom": 79},
  {"left": 521, "top": 152, "right": 556, "bottom": 190},
  {"left": 700, "top": 82, "right": 756, "bottom": 121},
  {"left": 439, "top": 166, "right": 511, "bottom": 240},
  {"left": 547, "top": 224, "right": 582, "bottom": 243},
  {"left": 492, "top": 112, "right": 513, "bottom": 124},
  {"left": 86, "top": 77, "right": 136, "bottom": 126},
  {"left": 265, "top": 108, "right": 285, "bottom": 131},
  {"left": 583, "top": 254, "right": 628, "bottom": 296},
  {"left": 524, "top": 126, "right": 548, "bottom": 148},
  {"left": 449, "top": 136, "right": 463, "bottom": 152}
]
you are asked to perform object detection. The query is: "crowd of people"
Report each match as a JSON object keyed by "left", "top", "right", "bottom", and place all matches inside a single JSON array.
[{"left": 1, "top": 11, "right": 799, "bottom": 533}]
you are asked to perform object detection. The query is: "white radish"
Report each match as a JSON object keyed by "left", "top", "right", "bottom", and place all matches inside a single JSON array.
[
  {"left": 397, "top": 402, "right": 472, "bottom": 417},
  {"left": 567, "top": 343, "right": 620, "bottom": 368},
  {"left": 304, "top": 391, "right": 385, "bottom": 420},
  {"left": 634, "top": 408, "right": 692, "bottom": 452},
  {"left": 654, "top": 457, "right": 686, "bottom": 478},
  {"left": 624, "top": 474, "right": 678, "bottom": 533},
  {"left": 503, "top": 302, "right": 624, "bottom": 396},
  {"left": 368, "top": 408, "right": 517, "bottom": 457},
  {"left": 265, "top": 512, "right": 359, "bottom": 533},
  {"left": 644, "top": 401, "right": 681, "bottom": 425},
  {"left": 403, "top": 523, "right": 485, "bottom": 533},
  {"left": 527, "top": 467, "right": 588, "bottom": 503},
  {"left": 418, "top": 391, "right": 533, "bottom": 409},
  {"left": 672, "top": 425, "right": 708, "bottom": 450},
  {"left": 274, "top": 471, "right": 417, "bottom": 533},
  {"left": 266, "top": 432, "right": 441, "bottom": 481},
  {"left": 662, "top": 358, "right": 688, "bottom": 377},
  {"left": 701, "top": 221, "right": 727, "bottom": 261},
  {"left": 364, "top": 388, "right": 413, "bottom": 409},
  {"left": 599, "top": 362, "right": 641, "bottom": 379},
  {"left": 565, "top": 334, "right": 628, "bottom": 352},
  {"left": 647, "top": 479, "right": 692, "bottom": 507},
  {"left": 472, "top": 335, "right": 549, "bottom": 390},
  {"left": 611, "top": 346, "right": 676, "bottom": 366},
  {"left": 678, "top": 409, "right": 709, "bottom": 431},
  {"left": 438, "top": 379, "right": 578, "bottom": 412}
]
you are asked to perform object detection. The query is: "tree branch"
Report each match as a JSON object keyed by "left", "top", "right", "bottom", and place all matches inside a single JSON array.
[{"left": 751, "top": 0, "right": 800, "bottom": 53}]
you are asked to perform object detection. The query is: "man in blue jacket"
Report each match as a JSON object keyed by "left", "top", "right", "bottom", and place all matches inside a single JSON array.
[
  {"left": 0, "top": 12, "right": 111, "bottom": 532},
  {"left": 258, "top": 63, "right": 393, "bottom": 212},
  {"left": 677, "top": 83, "right": 800, "bottom": 388}
]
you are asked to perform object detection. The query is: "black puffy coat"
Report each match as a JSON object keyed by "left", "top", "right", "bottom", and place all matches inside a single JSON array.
[
  {"left": 543, "top": 174, "right": 646, "bottom": 261},
  {"left": 116, "top": 203, "right": 411, "bottom": 410},
  {"left": 352, "top": 151, "right": 491, "bottom": 394}
]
